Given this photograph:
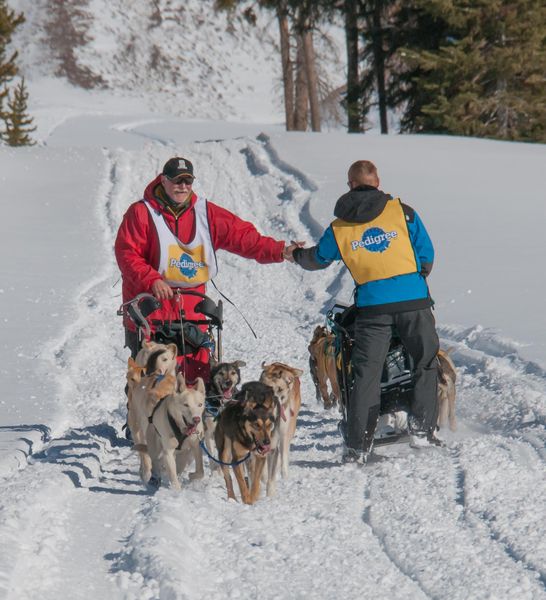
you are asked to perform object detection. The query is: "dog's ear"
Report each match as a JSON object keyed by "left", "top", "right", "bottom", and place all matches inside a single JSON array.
[
  {"left": 243, "top": 399, "right": 257, "bottom": 415},
  {"left": 234, "top": 360, "right": 246, "bottom": 368},
  {"left": 167, "top": 343, "right": 178, "bottom": 359},
  {"left": 177, "top": 372, "right": 186, "bottom": 392},
  {"left": 141, "top": 339, "right": 152, "bottom": 350},
  {"left": 283, "top": 365, "right": 304, "bottom": 378},
  {"left": 152, "top": 374, "right": 176, "bottom": 398},
  {"left": 128, "top": 357, "right": 139, "bottom": 370},
  {"left": 194, "top": 377, "right": 206, "bottom": 395},
  {"left": 261, "top": 361, "right": 269, "bottom": 369}
]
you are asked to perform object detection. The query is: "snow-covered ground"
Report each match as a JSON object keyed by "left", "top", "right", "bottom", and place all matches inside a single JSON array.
[
  {"left": 1, "top": 92, "right": 545, "bottom": 598},
  {"left": 1, "top": 2, "right": 545, "bottom": 597}
]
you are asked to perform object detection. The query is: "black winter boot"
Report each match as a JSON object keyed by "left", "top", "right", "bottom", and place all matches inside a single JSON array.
[{"left": 362, "top": 405, "right": 380, "bottom": 454}]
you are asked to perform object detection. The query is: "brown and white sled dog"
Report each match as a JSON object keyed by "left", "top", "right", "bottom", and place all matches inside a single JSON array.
[
  {"left": 141, "top": 374, "right": 206, "bottom": 490},
  {"left": 127, "top": 343, "right": 178, "bottom": 432},
  {"left": 260, "top": 362, "right": 303, "bottom": 483},
  {"left": 437, "top": 348, "right": 457, "bottom": 432},
  {"left": 203, "top": 360, "right": 246, "bottom": 469},
  {"left": 308, "top": 326, "right": 341, "bottom": 410},
  {"left": 215, "top": 382, "right": 280, "bottom": 504}
]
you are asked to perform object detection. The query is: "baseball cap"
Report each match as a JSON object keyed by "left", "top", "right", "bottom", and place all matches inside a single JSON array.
[{"left": 162, "top": 157, "right": 194, "bottom": 179}]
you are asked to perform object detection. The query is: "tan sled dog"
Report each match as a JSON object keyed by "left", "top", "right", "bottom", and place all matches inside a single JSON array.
[
  {"left": 130, "top": 370, "right": 177, "bottom": 483},
  {"left": 127, "top": 343, "right": 178, "bottom": 429},
  {"left": 143, "top": 374, "right": 206, "bottom": 490},
  {"left": 308, "top": 326, "right": 341, "bottom": 410},
  {"left": 215, "top": 382, "right": 279, "bottom": 504},
  {"left": 260, "top": 362, "right": 303, "bottom": 480},
  {"left": 437, "top": 348, "right": 457, "bottom": 431}
]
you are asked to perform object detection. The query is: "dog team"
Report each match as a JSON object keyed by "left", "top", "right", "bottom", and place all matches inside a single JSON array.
[
  {"left": 124, "top": 332, "right": 456, "bottom": 504},
  {"left": 116, "top": 155, "right": 456, "bottom": 497},
  {"left": 125, "top": 339, "right": 303, "bottom": 504}
]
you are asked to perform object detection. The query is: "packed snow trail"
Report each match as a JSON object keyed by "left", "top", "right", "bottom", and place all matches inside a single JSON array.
[{"left": 0, "top": 135, "right": 545, "bottom": 600}]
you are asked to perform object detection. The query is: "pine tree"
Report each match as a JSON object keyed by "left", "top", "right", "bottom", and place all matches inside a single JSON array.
[
  {"left": 2, "top": 77, "right": 36, "bottom": 146},
  {"left": 397, "top": 0, "right": 546, "bottom": 141},
  {"left": 0, "top": 0, "right": 24, "bottom": 121},
  {"left": 388, "top": 1, "right": 450, "bottom": 133}
]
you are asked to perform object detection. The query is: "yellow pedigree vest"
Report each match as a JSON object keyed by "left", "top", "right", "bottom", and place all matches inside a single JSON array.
[
  {"left": 332, "top": 198, "right": 417, "bottom": 285},
  {"left": 144, "top": 198, "right": 218, "bottom": 288}
]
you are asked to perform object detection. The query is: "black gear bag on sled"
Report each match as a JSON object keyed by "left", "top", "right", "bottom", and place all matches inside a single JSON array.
[{"left": 328, "top": 303, "right": 414, "bottom": 446}]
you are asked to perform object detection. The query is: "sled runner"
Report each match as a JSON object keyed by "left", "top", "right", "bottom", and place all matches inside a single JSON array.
[
  {"left": 328, "top": 303, "right": 413, "bottom": 447},
  {"left": 118, "top": 291, "right": 223, "bottom": 383}
]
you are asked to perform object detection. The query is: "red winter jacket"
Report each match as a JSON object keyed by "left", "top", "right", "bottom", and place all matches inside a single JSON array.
[{"left": 115, "top": 175, "right": 285, "bottom": 330}]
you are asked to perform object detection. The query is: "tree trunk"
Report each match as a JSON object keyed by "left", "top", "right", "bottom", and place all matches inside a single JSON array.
[
  {"left": 302, "top": 28, "right": 321, "bottom": 132},
  {"left": 294, "top": 33, "right": 309, "bottom": 131},
  {"left": 372, "top": 1, "right": 388, "bottom": 134},
  {"left": 276, "top": 4, "right": 295, "bottom": 131},
  {"left": 345, "top": 0, "right": 361, "bottom": 132}
]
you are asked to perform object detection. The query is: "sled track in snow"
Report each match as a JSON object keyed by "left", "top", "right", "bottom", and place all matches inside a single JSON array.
[
  {"left": 361, "top": 479, "right": 437, "bottom": 600},
  {"left": 2, "top": 136, "right": 546, "bottom": 599},
  {"left": 32, "top": 424, "right": 147, "bottom": 496},
  {"left": 449, "top": 442, "right": 546, "bottom": 589}
]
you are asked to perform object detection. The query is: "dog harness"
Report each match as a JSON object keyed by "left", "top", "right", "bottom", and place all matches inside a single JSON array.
[
  {"left": 331, "top": 198, "right": 418, "bottom": 285},
  {"left": 149, "top": 396, "right": 189, "bottom": 450},
  {"left": 144, "top": 197, "right": 218, "bottom": 287}
]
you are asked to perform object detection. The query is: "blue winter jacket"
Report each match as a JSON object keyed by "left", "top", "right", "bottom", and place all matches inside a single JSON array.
[{"left": 293, "top": 185, "right": 434, "bottom": 314}]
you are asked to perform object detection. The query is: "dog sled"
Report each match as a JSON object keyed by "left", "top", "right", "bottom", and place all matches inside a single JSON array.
[
  {"left": 118, "top": 291, "right": 223, "bottom": 383},
  {"left": 328, "top": 303, "right": 414, "bottom": 447}
]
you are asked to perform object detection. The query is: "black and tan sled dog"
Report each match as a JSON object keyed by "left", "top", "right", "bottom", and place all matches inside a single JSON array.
[{"left": 214, "top": 381, "right": 280, "bottom": 505}]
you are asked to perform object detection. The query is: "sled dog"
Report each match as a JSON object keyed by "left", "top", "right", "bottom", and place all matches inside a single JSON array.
[
  {"left": 129, "top": 367, "right": 177, "bottom": 484},
  {"left": 204, "top": 360, "right": 246, "bottom": 470},
  {"left": 437, "top": 348, "right": 457, "bottom": 432},
  {"left": 260, "top": 362, "right": 303, "bottom": 482},
  {"left": 127, "top": 343, "right": 178, "bottom": 436},
  {"left": 308, "top": 326, "right": 341, "bottom": 410},
  {"left": 130, "top": 339, "right": 178, "bottom": 377},
  {"left": 215, "top": 382, "right": 280, "bottom": 504},
  {"left": 139, "top": 374, "right": 206, "bottom": 490}
]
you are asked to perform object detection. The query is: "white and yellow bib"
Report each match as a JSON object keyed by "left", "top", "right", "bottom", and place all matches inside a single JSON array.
[
  {"left": 332, "top": 198, "right": 417, "bottom": 285},
  {"left": 144, "top": 197, "right": 218, "bottom": 288}
]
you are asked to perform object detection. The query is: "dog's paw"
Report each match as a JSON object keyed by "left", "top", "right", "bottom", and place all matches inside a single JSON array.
[
  {"left": 189, "top": 471, "right": 205, "bottom": 481},
  {"left": 146, "top": 474, "right": 161, "bottom": 490}
]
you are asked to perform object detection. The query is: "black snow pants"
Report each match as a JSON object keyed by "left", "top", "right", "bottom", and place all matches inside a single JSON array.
[
  {"left": 124, "top": 328, "right": 140, "bottom": 360},
  {"left": 346, "top": 307, "right": 440, "bottom": 452}
]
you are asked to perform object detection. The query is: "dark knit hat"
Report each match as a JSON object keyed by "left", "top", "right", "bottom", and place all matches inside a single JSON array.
[{"left": 162, "top": 157, "right": 194, "bottom": 179}]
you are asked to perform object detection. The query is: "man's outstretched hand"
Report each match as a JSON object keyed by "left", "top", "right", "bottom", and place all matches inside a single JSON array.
[
  {"left": 151, "top": 279, "right": 174, "bottom": 300},
  {"left": 283, "top": 240, "right": 306, "bottom": 263}
]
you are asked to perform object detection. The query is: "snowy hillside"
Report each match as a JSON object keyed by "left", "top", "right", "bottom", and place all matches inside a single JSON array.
[{"left": 10, "top": 0, "right": 342, "bottom": 123}]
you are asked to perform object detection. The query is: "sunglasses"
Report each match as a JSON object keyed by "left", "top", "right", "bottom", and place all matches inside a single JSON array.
[{"left": 167, "top": 175, "right": 194, "bottom": 185}]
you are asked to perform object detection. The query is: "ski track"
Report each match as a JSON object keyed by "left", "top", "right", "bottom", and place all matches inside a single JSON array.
[{"left": 0, "top": 135, "right": 545, "bottom": 599}]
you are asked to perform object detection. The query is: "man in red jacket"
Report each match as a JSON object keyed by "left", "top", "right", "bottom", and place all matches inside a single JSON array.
[{"left": 115, "top": 156, "right": 295, "bottom": 381}]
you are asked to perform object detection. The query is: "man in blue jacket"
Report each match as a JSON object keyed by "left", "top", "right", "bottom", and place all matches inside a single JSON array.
[{"left": 292, "top": 160, "right": 440, "bottom": 463}]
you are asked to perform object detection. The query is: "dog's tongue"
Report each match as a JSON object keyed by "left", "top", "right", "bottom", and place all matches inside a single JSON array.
[
  {"left": 223, "top": 388, "right": 233, "bottom": 400},
  {"left": 185, "top": 424, "right": 197, "bottom": 436},
  {"left": 257, "top": 443, "right": 271, "bottom": 455}
]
